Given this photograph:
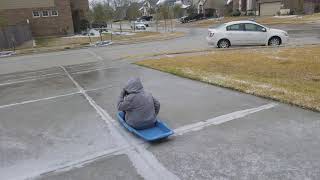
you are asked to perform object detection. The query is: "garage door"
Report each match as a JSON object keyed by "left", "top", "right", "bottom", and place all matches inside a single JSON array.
[{"left": 260, "top": 2, "right": 282, "bottom": 16}]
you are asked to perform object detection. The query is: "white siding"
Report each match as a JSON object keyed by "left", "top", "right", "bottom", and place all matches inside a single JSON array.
[{"left": 260, "top": 2, "right": 281, "bottom": 16}]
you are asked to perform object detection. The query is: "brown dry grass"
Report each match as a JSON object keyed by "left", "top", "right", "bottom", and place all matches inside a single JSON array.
[
  {"left": 14, "top": 31, "right": 184, "bottom": 55},
  {"left": 136, "top": 45, "right": 320, "bottom": 111},
  {"left": 185, "top": 13, "right": 320, "bottom": 28},
  {"left": 35, "top": 32, "right": 159, "bottom": 47}
]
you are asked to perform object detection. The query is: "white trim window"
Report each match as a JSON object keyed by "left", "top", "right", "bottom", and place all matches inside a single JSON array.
[
  {"left": 51, "top": 10, "right": 59, "bottom": 16},
  {"left": 32, "top": 11, "right": 40, "bottom": 18},
  {"left": 42, "top": 10, "right": 49, "bottom": 17}
]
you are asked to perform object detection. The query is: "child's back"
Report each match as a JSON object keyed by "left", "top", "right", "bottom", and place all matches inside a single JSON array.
[{"left": 117, "top": 78, "right": 160, "bottom": 129}]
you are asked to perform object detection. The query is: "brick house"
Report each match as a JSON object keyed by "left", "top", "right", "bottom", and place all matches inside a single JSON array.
[
  {"left": 195, "top": 0, "right": 225, "bottom": 17},
  {"left": 229, "top": 0, "right": 319, "bottom": 15},
  {"left": 304, "top": 0, "right": 320, "bottom": 14},
  {"left": 0, "top": 0, "right": 89, "bottom": 36},
  {"left": 228, "top": 0, "right": 259, "bottom": 15}
]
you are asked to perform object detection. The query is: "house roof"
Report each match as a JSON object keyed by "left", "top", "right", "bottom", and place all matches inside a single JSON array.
[
  {"left": 156, "top": 0, "right": 176, "bottom": 5},
  {"left": 197, "top": 0, "right": 226, "bottom": 8}
]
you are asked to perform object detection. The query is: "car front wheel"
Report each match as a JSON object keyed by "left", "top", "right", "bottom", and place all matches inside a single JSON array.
[
  {"left": 218, "top": 39, "right": 230, "bottom": 48},
  {"left": 268, "top": 37, "right": 281, "bottom": 46}
]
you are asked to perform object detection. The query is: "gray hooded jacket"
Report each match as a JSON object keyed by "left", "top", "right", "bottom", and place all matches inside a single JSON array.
[{"left": 117, "top": 78, "right": 160, "bottom": 129}]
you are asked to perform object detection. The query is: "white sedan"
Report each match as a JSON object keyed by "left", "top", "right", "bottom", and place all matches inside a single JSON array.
[
  {"left": 131, "top": 23, "right": 146, "bottom": 30},
  {"left": 135, "top": 19, "right": 150, "bottom": 27},
  {"left": 207, "top": 20, "right": 289, "bottom": 48}
]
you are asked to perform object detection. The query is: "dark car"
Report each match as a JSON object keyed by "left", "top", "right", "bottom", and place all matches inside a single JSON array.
[
  {"left": 91, "top": 22, "right": 108, "bottom": 29},
  {"left": 138, "top": 16, "right": 153, "bottom": 21},
  {"left": 180, "top": 13, "right": 204, "bottom": 23}
]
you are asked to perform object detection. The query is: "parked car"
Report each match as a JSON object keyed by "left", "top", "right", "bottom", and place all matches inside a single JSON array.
[
  {"left": 131, "top": 23, "right": 146, "bottom": 30},
  {"left": 91, "top": 22, "right": 108, "bottom": 32},
  {"left": 134, "top": 19, "right": 150, "bottom": 27},
  {"left": 138, "top": 16, "right": 153, "bottom": 21},
  {"left": 206, "top": 20, "right": 289, "bottom": 48},
  {"left": 180, "top": 13, "right": 204, "bottom": 23},
  {"left": 91, "top": 22, "right": 107, "bottom": 29}
]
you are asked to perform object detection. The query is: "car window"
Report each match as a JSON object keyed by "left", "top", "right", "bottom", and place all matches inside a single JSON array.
[
  {"left": 244, "top": 23, "right": 265, "bottom": 32},
  {"left": 256, "top": 25, "right": 265, "bottom": 32},
  {"left": 244, "top": 23, "right": 257, "bottom": 31},
  {"left": 226, "top": 24, "right": 243, "bottom": 31}
]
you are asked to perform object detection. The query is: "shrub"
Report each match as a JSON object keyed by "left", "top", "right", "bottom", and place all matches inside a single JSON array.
[
  {"left": 315, "top": 5, "right": 320, "bottom": 13},
  {"left": 289, "top": 10, "right": 295, "bottom": 15},
  {"left": 232, "top": 9, "right": 241, "bottom": 16},
  {"left": 247, "top": 12, "right": 255, "bottom": 16},
  {"left": 80, "top": 19, "right": 90, "bottom": 31}
]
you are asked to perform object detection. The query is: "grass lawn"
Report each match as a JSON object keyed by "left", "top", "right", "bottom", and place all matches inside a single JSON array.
[
  {"left": 14, "top": 31, "right": 184, "bottom": 55},
  {"left": 186, "top": 13, "right": 320, "bottom": 28},
  {"left": 35, "top": 31, "right": 183, "bottom": 47},
  {"left": 136, "top": 45, "right": 320, "bottom": 111}
]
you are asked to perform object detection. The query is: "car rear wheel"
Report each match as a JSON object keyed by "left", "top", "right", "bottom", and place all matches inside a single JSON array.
[
  {"left": 268, "top": 37, "right": 281, "bottom": 46},
  {"left": 218, "top": 39, "right": 230, "bottom": 48}
]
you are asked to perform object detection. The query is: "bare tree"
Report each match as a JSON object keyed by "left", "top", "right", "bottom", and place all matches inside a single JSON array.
[
  {"left": 159, "top": 5, "right": 170, "bottom": 31},
  {"left": 173, "top": 4, "right": 184, "bottom": 18},
  {"left": 126, "top": 2, "right": 140, "bottom": 21},
  {"left": 0, "top": 17, "right": 9, "bottom": 51}
]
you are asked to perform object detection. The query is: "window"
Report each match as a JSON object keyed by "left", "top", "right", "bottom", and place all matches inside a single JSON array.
[
  {"left": 244, "top": 23, "right": 257, "bottom": 31},
  {"left": 244, "top": 23, "right": 265, "bottom": 32},
  {"left": 32, "top": 11, "right": 40, "bottom": 18},
  {"left": 51, "top": 10, "right": 58, "bottom": 16},
  {"left": 42, "top": 10, "right": 49, "bottom": 17},
  {"left": 256, "top": 25, "right": 265, "bottom": 32},
  {"left": 226, "top": 24, "right": 243, "bottom": 31}
]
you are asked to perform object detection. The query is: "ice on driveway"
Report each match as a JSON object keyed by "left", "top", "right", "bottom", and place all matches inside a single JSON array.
[{"left": 0, "top": 94, "right": 117, "bottom": 180}]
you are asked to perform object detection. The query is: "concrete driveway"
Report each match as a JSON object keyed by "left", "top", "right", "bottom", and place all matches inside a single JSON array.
[{"left": 0, "top": 25, "right": 320, "bottom": 180}]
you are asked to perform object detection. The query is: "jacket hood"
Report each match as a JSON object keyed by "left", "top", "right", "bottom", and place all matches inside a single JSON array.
[{"left": 124, "top": 78, "right": 144, "bottom": 93}]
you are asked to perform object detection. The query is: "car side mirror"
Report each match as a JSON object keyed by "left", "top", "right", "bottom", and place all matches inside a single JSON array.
[{"left": 262, "top": 28, "right": 267, "bottom": 32}]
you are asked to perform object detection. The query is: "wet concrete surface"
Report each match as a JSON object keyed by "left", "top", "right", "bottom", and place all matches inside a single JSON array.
[
  {"left": 0, "top": 50, "right": 98, "bottom": 75},
  {"left": 0, "top": 67, "right": 65, "bottom": 84},
  {"left": 149, "top": 104, "right": 320, "bottom": 180},
  {"left": 70, "top": 66, "right": 140, "bottom": 91},
  {"left": 0, "top": 24, "right": 319, "bottom": 180},
  {"left": 280, "top": 24, "right": 320, "bottom": 45},
  {"left": 0, "top": 58, "right": 319, "bottom": 179},
  {"left": 0, "top": 94, "right": 117, "bottom": 179},
  {"left": 37, "top": 154, "right": 143, "bottom": 180},
  {"left": 87, "top": 64, "right": 271, "bottom": 128},
  {"left": 0, "top": 74, "right": 77, "bottom": 106}
]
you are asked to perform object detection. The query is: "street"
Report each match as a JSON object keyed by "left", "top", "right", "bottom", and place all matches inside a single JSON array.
[{"left": 0, "top": 24, "right": 320, "bottom": 180}]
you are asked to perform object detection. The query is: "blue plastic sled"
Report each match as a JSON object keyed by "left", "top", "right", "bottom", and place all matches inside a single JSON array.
[{"left": 117, "top": 112, "right": 174, "bottom": 141}]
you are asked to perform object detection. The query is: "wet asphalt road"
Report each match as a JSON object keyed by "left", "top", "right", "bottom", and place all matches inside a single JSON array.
[{"left": 0, "top": 24, "right": 320, "bottom": 180}]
